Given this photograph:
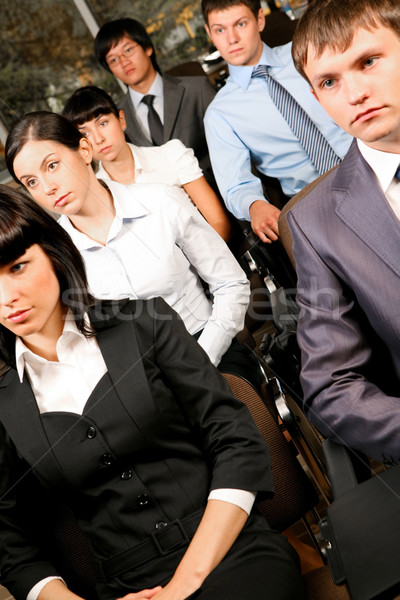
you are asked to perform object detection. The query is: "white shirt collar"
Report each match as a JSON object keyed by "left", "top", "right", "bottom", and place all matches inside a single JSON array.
[
  {"left": 127, "top": 143, "right": 146, "bottom": 174},
  {"left": 15, "top": 312, "right": 85, "bottom": 383},
  {"left": 357, "top": 139, "right": 400, "bottom": 193},
  {"left": 58, "top": 179, "right": 149, "bottom": 251},
  {"left": 128, "top": 71, "right": 164, "bottom": 109},
  {"left": 97, "top": 143, "right": 147, "bottom": 178}
]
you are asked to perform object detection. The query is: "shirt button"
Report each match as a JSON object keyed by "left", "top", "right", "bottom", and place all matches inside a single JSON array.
[
  {"left": 137, "top": 493, "right": 149, "bottom": 506},
  {"left": 101, "top": 453, "right": 113, "bottom": 466},
  {"left": 87, "top": 427, "right": 96, "bottom": 439},
  {"left": 121, "top": 470, "right": 133, "bottom": 480}
]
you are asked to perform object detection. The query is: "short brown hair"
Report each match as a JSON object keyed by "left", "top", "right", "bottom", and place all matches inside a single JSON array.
[
  {"left": 201, "top": 0, "right": 261, "bottom": 25},
  {"left": 292, "top": 0, "right": 400, "bottom": 83}
]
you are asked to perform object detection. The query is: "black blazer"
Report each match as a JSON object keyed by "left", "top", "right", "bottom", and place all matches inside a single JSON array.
[
  {"left": 119, "top": 74, "right": 216, "bottom": 184},
  {"left": 0, "top": 298, "right": 273, "bottom": 599}
]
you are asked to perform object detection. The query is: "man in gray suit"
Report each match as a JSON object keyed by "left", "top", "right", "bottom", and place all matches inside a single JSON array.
[
  {"left": 281, "top": 0, "right": 400, "bottom": 463},
  {"left": 94, "top": 18, "right": 216, "bottom": 185}
]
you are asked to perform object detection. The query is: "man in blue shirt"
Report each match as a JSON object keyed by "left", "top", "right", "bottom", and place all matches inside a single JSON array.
[{"left": 202, "top": 0, "right": 352, "bottom": 242}]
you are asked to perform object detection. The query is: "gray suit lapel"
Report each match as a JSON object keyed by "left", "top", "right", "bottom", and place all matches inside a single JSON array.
[
  {"left": 162, "top": 75, "right": 184, "bottom": 141},
  {"left": 333, "top": 142, "right": 400, "bottom": 278},
  {"left": 119, "top": 93, "right": 152, "bottom": 147}
]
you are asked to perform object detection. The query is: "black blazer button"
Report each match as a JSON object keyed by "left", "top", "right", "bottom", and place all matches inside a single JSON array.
[
  {"left": 87, "top": 426, "right": 96, "bottom": 439},
  {"left": 121, "top": 470, "right": 133, "bottom": 480},
  {"left": 101, "top": 453, "right": 113, "bottom": 466},
  {"left": 137, "top": 493, "right": 149, "bottom": 506},
  {"left": 155, "top": 521, "right": 168, "bottom": 529}
]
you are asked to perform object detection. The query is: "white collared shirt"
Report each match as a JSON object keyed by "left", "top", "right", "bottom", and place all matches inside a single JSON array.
[
  {"left": 16, "top": 313, "right": 107, "bottom": 414},
  {"left": 58, "top": 180, "right": 250, "bottom": 367},
  {"left": 357, "top": 140, "right": 400, "bottom": 220},
  {"left": 128, "top": 72, "right": 164, "bottom": 142},
  {"left": 96, "top": 140, "right": 202, "bottom": 187}
]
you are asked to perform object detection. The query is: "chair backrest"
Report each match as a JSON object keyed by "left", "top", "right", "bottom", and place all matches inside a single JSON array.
[
  {"left": 279, "top": 168, "right": 338, "bottom": 269},
  {"left": 165, "top": 61, "right": 207, "bottom": 77},
  {"left": 222, "top": 372, "right": 319, "bottom": 531}
]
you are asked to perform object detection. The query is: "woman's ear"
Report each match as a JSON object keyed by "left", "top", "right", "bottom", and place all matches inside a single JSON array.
[
  {"left": 78, "top": 137, "right": 94, "bottom": 166},
  {"left": 118, "top": 110, "right": 127, "bottom": 132}
]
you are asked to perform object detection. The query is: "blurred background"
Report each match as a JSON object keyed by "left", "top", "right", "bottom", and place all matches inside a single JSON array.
[{"left": 0, "top": 0, "right": 308, "bottom": 180}]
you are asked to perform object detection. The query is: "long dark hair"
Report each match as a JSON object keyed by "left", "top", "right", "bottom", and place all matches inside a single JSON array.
[
  {"left": 0, "top": 185, "right": 94, "bottom": 366},
  {"left": 5, "top": 111, "right": 84, "bottom": 184}
]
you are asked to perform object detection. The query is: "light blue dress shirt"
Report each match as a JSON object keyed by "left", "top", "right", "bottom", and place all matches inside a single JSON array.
[{"left": 204, "top": 42, "right": 352, "bottom": 221}]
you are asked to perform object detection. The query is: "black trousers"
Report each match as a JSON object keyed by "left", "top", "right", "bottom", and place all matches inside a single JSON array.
[
  {"left": 98, "top": 515, "right": 305, "bottom": 600},
  {"left": 187, "top": 529, "right": 305, "bottom": 600}
]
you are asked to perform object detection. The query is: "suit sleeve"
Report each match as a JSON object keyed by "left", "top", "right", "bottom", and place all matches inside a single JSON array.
[
  {"left": 287, "top": 211, "right": 400, "bottom": 464},
  {"left": 204, "top": 103, "right": 267, "bottom": 221},
  {"left": 0, "top": 424, "right": 60, "bottom": 600},
  {"left": 132, "top": 297, "right": 274, "bottom": 497}
]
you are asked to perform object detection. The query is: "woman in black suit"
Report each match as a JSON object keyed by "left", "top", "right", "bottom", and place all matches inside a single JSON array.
[{"left": 0, "top": 186, "right": 303, "bottom": 600}]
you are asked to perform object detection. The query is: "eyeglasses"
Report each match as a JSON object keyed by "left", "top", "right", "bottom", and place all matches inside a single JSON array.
[{"left": 106, "top": 44, "right": 139, "bottom": 67}]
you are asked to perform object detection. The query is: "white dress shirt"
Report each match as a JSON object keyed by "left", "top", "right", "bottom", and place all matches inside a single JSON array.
[
  {"left": 96, "top": 140, "right": 203, "bottom": 187},
  {"left": 128, "top": 72, "right": 164, "bottom": 142},
  {"left": 357, "top": 140, "right": 400, "bottom": 220},
  {"left": 58, "top": 180, "right": 250, "bottom": 366},
  {"left": 16, "top": 317, "right": 255, "bottom": 600}
]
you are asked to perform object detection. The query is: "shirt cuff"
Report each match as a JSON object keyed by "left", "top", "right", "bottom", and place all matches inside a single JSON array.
[
  {"left": 27, "top": 576, "right": 65, "bottom": 600},
  {"left": 208, "top": 488, "right": 256, "bottom": 515}
]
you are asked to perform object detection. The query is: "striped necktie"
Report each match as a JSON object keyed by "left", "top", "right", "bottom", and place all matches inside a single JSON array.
[
  {"left": 142, "top": 94, "right": 164, "bottom": 146},
  {"left": 252, "top": 64, "right": 341, "bottom": 175}
]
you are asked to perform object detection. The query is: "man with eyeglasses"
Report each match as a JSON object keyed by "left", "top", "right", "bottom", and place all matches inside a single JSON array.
[{"left": 95, "top": 18, "right": 217, "bottom": 187}]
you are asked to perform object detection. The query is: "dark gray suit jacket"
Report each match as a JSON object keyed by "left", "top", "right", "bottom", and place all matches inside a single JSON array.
[
  {"left": 119, "top": 74, "right": 216, "bottom": 184},
  {"left": 284, "top": 140, "right": 400, "bottom": 464},
  {"left": 0, "top": 298, "right": 273, "bottom": 599}
]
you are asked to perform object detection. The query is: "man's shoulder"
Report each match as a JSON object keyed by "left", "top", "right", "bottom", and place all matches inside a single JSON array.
[
  {"left": 284, "top": 142, "right": 358, "bottom": 220},
  {"left": 281, "top": 164, "right": 342, "bottom": 228},
  {"left": 117, "top": 92, "right": 131, "bottom": 109},
  {"left": 163, "top": 73, "right": 213, "bottom": 92}
]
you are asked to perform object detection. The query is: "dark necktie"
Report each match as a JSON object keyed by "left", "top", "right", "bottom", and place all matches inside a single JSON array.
[
  {"left": 396, "top": 165, "right": 400, "bottom": 181},
  {"left": 141, "top": 94, "right": 164, "bottom": 146},
  {"left": 252, "top": 64, "right": 341, "bottom": 175}
]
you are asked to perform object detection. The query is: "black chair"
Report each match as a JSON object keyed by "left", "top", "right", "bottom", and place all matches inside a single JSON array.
[
  {"left": 320, "top": 440, "right": 400, "bottom": 600},
  {"left": 165, "top": 60, "right": 207, "bottom": 77},
  {"left": 261, "top": 10, "right": 299, "bottom": 48},
  {"left": 222, "top": 372, "right": 351, "bottom": 600}
]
